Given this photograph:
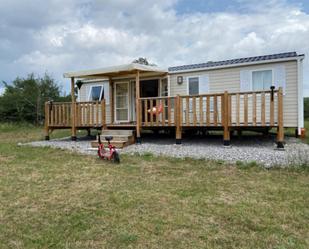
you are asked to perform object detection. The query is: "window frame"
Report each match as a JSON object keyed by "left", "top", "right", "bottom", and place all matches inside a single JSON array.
[
  {"left": 187, "top": 76, "right": 200, "bottom": 95},
  {"left": 88, "top": 85, "right": 104, "bottom": 102},
  {"left": 250, "top": 68, "right": 274, "bottom": 91}
]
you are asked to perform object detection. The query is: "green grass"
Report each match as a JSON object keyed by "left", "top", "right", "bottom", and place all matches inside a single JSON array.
[{"left": 0, "top": 124, "right": 309, "bottom": 248}]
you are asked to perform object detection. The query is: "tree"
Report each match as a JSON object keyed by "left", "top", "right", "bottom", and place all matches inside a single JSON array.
[
  {"left": 132, "top": 57, "right": 157, "bottom": 66},
  {"left": 0, "top": 73, "right": 67, "bottom": 124}
]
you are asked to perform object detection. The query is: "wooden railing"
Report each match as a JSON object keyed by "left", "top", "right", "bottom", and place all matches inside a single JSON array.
[
  {"left": 137, "top": 87, "right": 283, "bottom": 145},
  {"left": 45, "top": 100, "right": 106, "bottom": 128},
  {"left": 179, "top": 93, "right": 224, "bottom": 126},
  {"left": 138, "top": 88, "right": 282, "bottom": 129},
  {"left": 139, "top": 96, "right": 176, "bottom": 126}
]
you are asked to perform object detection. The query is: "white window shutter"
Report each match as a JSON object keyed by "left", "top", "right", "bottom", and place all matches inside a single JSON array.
[
  {"left": 240, "top": 70, "right": 251, "bottom": 91},
  {"left": 199, "top": 75, "right": 209, "bottom": 94},
  {"left": 103, "top": 81, "right": 110, "bottom": 104},
  {"left": 86, "top": 85, "right": 91, "bottom": 101},
  {"left": 274, "top": 65, "right": 286, "bottom": 94}
]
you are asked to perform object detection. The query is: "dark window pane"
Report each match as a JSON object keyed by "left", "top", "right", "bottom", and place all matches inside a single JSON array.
[
  {"left": 90, "top": 86, "right": 102, "bottom": 101},
  {"left": 189, "top": 77, "right": 199, "bottom": 95}
]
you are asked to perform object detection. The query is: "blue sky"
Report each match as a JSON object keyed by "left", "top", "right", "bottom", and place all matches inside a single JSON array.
[
  {"left": 176, "top": 0, "right": 309, "bottom": 14},
  {"left": 0, "top": 0, "right": 309, "bottom": 96}
]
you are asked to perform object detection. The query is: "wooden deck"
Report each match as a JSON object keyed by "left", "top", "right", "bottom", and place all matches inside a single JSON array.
[{"left": 44, "top": 88, "right": 284, "bottom": 147}]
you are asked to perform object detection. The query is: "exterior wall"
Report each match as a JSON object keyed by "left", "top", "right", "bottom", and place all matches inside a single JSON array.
[{"left": 169, "top": 61, "right": 298, "bottom": 127}]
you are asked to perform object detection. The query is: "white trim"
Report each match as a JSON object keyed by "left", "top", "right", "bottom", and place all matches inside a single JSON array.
[
  {"left": 77, "top": 88, "right": 80, "bottom": 102},
  {"left": 169, "top": 56, "right": 304, "bottom": 74},
  {"left": 64, "top": 63, "right": 167, "bottom": 78},
  {"left": 88, "top": 84, "right": 104, "bottom": 101},
  {"left": 81, "top": 79, "right": 109, "bottom": 83},
  {"left": 159, "top": 77, "right": 168, "bottom": 97},
  {"left": 187, "top": 76, "right": 200, "bottom": 95},
  {"left": 297, "top": 58, "right": 304, "bottom": 134},
  {"left": 114, "top": 81, "right": 130, "bottom": 123},
  {"left": 250, "top": 68, "right": 274, "bottom": 91}
]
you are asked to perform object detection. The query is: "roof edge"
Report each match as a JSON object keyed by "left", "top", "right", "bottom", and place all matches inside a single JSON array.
[{"left": 168, "top": 56, "right": 304, "bottom": 74}]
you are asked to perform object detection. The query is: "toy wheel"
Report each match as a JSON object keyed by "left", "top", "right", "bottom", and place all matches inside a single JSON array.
[{"left": 112, "top": 151, "right": 120, "bottom": 163}]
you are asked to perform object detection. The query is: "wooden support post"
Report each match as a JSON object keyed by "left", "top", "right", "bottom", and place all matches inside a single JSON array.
[
  {"left": 277, "top": 87, "right": 284, "bottom": 149},
  {"left": 44, "top": 102, "right": 50, "bottom": 140},
  {"left": 270, "top": 90, "right": 274, "bottom": 126},
  {"left": 102, "top": 99, "right": 106, "bottom": 130},
  {"left": 175, "top": 95, "right": 182, "bottom": 144},
  {"left": 71, "top": 77, "right": 77, "bottom": 141},
  {"left": 135, "top": 71, "right": 141, "bottom": 144},
  {"left": 223, "top": 91, "right": 230, "bottom": 146},
  {"left": 109, "top": 77, "right": 114, "bottom": 124}
]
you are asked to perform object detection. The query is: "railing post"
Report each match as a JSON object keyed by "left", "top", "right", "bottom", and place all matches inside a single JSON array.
[
  {"left": 175, "top": 95, "right": 182, "bottom": 144},
  {"left": 135, "top": 70, "right": 141, "bottom": 144},
  {"left": 71, "top": 77, "right": 77, "bottom": 141},
  {"left": 270, "top": 86, "right": 275, "bottom": 126},
  {"left": 44, "top": 102, "right": 50, "bottom": 140},
  {"left": 277, "top": 87, "right": 284, "bottom": 149},
  {"left": 101, "top": 99, "right": 106, "bottom": 130},
  {"left": 223, "top": 91, "right": 230, "bottom": 146}
]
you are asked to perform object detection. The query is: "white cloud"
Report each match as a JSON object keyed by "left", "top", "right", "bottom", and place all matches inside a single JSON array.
[
  {"left": 0, "top": 87, "right": 4, "bottom": 96},
  {"left": 0, "top": 0, "right": 309, "bottom": 96}
]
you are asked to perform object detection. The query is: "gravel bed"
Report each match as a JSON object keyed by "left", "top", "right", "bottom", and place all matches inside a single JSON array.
[{"left": 23, "top": 135, "right": 309, "bottom": 167}]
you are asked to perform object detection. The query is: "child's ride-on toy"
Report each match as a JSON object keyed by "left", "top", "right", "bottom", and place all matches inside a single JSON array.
[{"left": 97, "top": 133, "right": 120, "bottom": 163}]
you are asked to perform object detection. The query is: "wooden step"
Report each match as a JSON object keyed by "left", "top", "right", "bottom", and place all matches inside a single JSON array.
[
  {"left": 97, "top": 135, "right": 133, "bottom": 142},
  {"left": 92, "top": 130, "right": 135, "bottom": 148},
  {"left": 100, "top": 129, "right": 134, "bottom": 136}
]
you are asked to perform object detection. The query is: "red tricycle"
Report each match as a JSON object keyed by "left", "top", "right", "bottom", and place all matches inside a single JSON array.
[{"left": 97, "top": 134, "right": 120, "bottom": 163}]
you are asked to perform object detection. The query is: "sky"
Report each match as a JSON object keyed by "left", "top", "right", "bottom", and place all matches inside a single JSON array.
[{"left": 0, "top": 0, "right": 309, "bottom": 96}]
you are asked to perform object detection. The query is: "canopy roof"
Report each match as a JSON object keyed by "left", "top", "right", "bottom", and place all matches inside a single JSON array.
[{"left": 63, "top": 63, "right": 167, "bottom": 79}]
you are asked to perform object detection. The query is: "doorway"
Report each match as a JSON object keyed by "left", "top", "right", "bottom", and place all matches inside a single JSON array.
[
  {"left": 114, "top": 82, "right": 129, "bottom": 122},
  {"left": 140, "top": 79, "right": 159, "bottom": 97}
]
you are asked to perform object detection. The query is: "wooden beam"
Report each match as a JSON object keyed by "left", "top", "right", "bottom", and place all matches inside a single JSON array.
[
  {"left": 236, "top": 93, "right": 240, "bottom": 126},
  {"left": 71, "top": 77, "right": 77, "bottom": 140},
  {"left": 270, "top": 92, "right": 274, "bottom": 126},
  {"left": 277, "top": 87, "right": 284, "bottom": 148},
  {"left": 102, "top": 100, "right": 106, "bottom": 129},
  {"left": 252, "top": 93, "right": 256, "bottom": 126},
  {"left": 109, "top": 77, "right": 114, "bottom": 124},
  {"left": 261, "top": 92, "right": 266, "bottom": 126},
  {"left": 223, "top": 91, "right": 230, "bottom": 146},
  {"left": 244, "top": 93, "right": 248, "bottom": 126},
  {"left": 135, "top": 71, "right": 141, "bottom": 143},
  {"left": 175, "top": 95, "right": 182, "bottom": 144}
]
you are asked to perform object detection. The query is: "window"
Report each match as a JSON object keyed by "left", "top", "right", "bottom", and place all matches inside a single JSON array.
[
  {"left": 188, "top": 77, "right": 199, "bottom": 95},
  {"left": 252, "top": 70, "right": 272, "bottom": 91},
  {"left": 89, "top": 86, "right": 104, "bottom": 101}
]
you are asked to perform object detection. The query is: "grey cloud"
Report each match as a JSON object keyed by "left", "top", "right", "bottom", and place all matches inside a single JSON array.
[{"left": 0, "top": 0, "right": 308, "bottom": 96}]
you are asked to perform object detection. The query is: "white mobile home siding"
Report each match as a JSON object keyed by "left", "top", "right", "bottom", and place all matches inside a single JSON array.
[{"left": 169, "top": 61, "right": 298, "bottom": 127}]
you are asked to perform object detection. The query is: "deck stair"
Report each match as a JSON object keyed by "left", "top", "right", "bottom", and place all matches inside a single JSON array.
[{"left": 91, "top": 129, "right": 135, "bottom": 149}]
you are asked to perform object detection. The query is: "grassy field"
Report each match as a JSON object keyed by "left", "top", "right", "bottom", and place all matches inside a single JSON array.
[{"left": 0, "top": 123, "right": 309, "bottom": 249}]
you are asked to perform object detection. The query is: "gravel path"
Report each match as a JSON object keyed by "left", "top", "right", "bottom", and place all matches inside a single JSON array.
[{"left": 24, "top": 135, "right": 309, "bottom": 167}]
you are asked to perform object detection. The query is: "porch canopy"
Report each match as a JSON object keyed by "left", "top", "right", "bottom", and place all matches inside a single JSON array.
[
  {"left": 63, "top": 63, "right": 168, "bottom": 79},
  {"left": 63, "top": 63, "right": 167, "bottom": 142}
]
